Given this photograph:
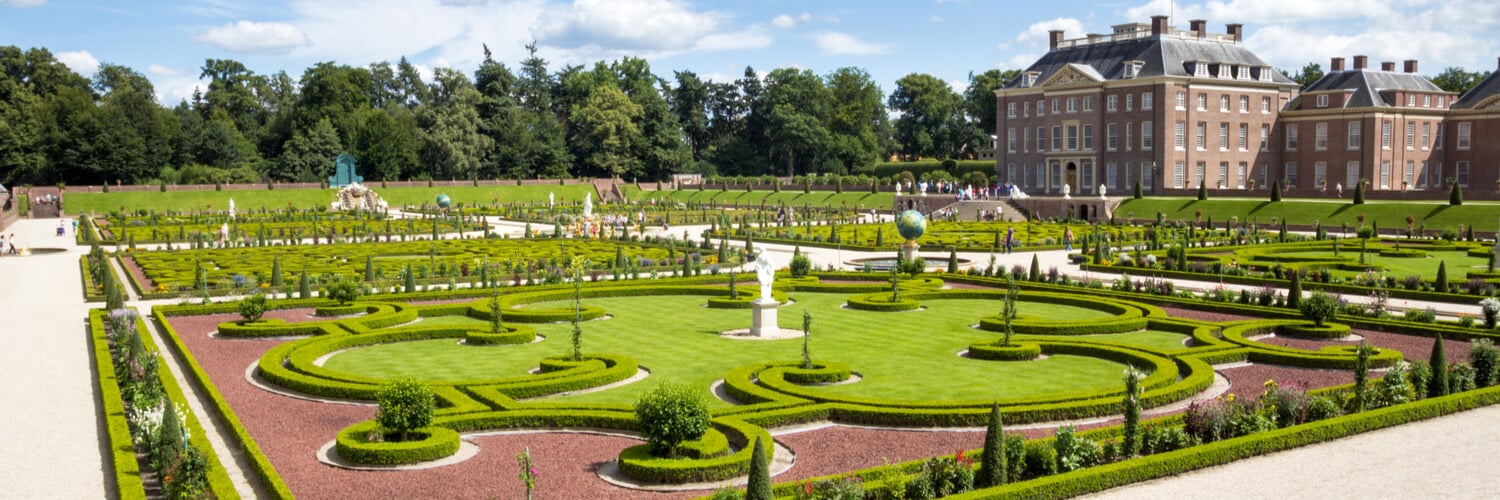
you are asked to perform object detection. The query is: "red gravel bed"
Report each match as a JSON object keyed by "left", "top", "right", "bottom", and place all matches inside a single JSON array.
[
  {"left": 120, "top": 254, "right": 156, "bottom": 292},
  {"left": 1218, "top": 364, "right": 1356, "bottom": 400},
  {"left": 1253, "top": 329, "right": 1469, "bottom": 364}
]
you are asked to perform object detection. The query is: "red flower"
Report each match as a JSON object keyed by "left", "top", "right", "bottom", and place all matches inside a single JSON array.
[
  {"left": 956, "top": 449, "right": 966, "bottom": 463},
  {"left": 804, "top": 481, "right": 813, "bottom": 494}
]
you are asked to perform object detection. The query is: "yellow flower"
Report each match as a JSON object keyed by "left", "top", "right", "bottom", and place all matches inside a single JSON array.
[{"left": 1226, "top": 393, "right": 1236, "bottom": 403}]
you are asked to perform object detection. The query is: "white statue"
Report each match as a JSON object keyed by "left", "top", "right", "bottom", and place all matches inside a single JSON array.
[
  {"left": 1099, "top": 184, "right": 1108, "bottom": 200},
  {"left": 548, "top": 192, "right": 555, "bottom": 209},
  {"left": 219, "top": 223, "right": 229, "bottom": 242},
  {"left": 228, "top": 198, "right": 235, "bottom": 219},
  {"left": 583, "top": 192, "right": 593, "bottom": 217},
  {"left": 1062, "top": 183, "right": 1072, "bottom": 199},
  {"left": 755, "top": 250, "right": 775, "bottom": 302}
]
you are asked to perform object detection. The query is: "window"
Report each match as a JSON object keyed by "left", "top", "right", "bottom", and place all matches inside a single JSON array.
[
  {"left": 1315, "top": 122, "right": 1328, "bottom": 151},
  {"left": 1143, "top": 93, "right": 1154, "bottom": 110},
  {"left": 1082, "top": 96, "right": 1094, "bottom": 111},
  {"left": 1430, "top": 162, "right": 1442, "bottom": 188},
  {"left": 1217, "top": 64, "right": 1231, "bottom": 79},
  {"left": 1107, "top": 162, "right": 1118, "bottom": 188},
  {"left": 1007, "top": 128, "right": 1017, "bottom": 152},
  {"left": 1125, "top": 162, "right": 1134, "bottom": 189},
  {"left": 1081, "top": 161, "right": 1094, "bottom": 191},
  {"left": 1438, "top": 96, "right": 1445, "bottom": 107},
  {"left": 1458, "top": 161, "right": 1471, "bottom": 187},
  {"left": 1346, "top": 161, "right": 1360, "bottom": 189},
  {"left": 1142, "top": 121, "right": 1153, "bottom": 150},
  {"left": 1218, "top": 95, "right": 1228, "bottom": 112},
  {"left": 1052, "top": 163, "right": 1061, "bottom": 188},
  {"left": 1218, "top": 162, "right": 1229, "bottom": 188},
  {"left": 1195, "top": 62, "right": 1208, "bottom": 77},
  {"left": 1219, "top": 122, "right": 1230, "bottom": 150},
  {"left": 1037, "top": 99, "right": 1045, "bottom": 116},
  {"left": 1197, "top": 93, "right": 1208, "bottom": 111},
  {"left": 1143, "top": 161, "right": 1155, "bottom": 191},
  {"left": 1009, "top": 164, "right": 1017, "bottom": 183},
  {"left": 1051, "top": 99, "right": 1060, "bottom": 114},
  {"left": 1007, "top": 103, "right": 1017, "bottom": 118},
  {"left": 1435, "top": 126, "right": 1444, "bottom": 150},
  {"left": 1379, "top": 161, "right": 1390, "bottom": 189},
  {"left": 1287, "top": 124, "right": 1299, "bottom": 150},
  {"left": 1404, "top": 161, "right": 1414, "bottom": 188},
  {"left": 1173, "top": 161, "right": 1185, "bottom": 188},
  {"left": 1106, "top": 95, "right": 1117, "bottom": 112},
  {"left": 1259, "top": 162, "right": 1269, "bottom": 188},
  {"left": 1420, "top": 161, "right": 1429, "bottom": 188},
  {"left": 1067, "top": 97, "right": 1078, "bottom": 113},
  {"left": 1082, "top": 125, "right": 1094, "bottom": 150},
  {"left": 1424, "top": 95, "right": 1431, "bottom": 107},
  {"left": 1052, "top": 126, "right": 1062, "bottom": 151},
  {"left": 1196, "top": 122, "right": 1207, "bottom": 150},
  {"left": 1106, "top": 123, "right": 1118, "bottom": 150},
  {"left": 1239, "top": 95, "right": 1249, "bottom": 113},
  {"left": 1260, "top": 124, "right": 1270, "bottom": 151},
  {"left": 1261, "top": 96, "right": 1271, "bottom": 113},
  {"left": 1313, "top": 162, "right": 1325, "bottom": 188},
  {"left": 1407, "top": 94, "right": 1416, "bottom": 107},
  {"left": 1422, "top": 122, "right": 1431, "bottom": 150},
  {"left": 1023, "top": 101, "right": 1030, "bottom": 117},
  {"left": 1196, "top": 162, "right": 1207, "bottom": 187},
  {"left": 1406, "top": 122, "right": 1415, "bottom": 150},
  {"left": 1175, "top": 92, "right": 1186, "bottom": 110},
  {"left": 1348, "top": 122, "right": 1361, "bottom": 151},
  {"left": 1380, "top": 121, "right": 1391, "bottom": 150},
  {"left": 1174, "top": 121, "right": 1185, "bottom": 150},
  {"left": 1238, "top": 123, "right": 1249, "bottom": 151},
  {"left": 1035, "top": 164, "right": 1044, "bottom": 187},
  {"left": 1125, "top": 122, "right": 1134, "bottom": 151},
  {"left": 1022, "top": 127, "right": 1028, "bottom": 152},
  {"left": 1067, "top": 125, "right": 1078, "bottom": 150},
  {"left": 1037, "top": 127, "right": 1046, "bottom": 151},
  {"left": 1316, "top": 95, "right": 1329, "bottom": 107},
  {"left": 1458, "top": 122, "right": 1472, "bottom": 150},
  {"left": 1287, "top": 162, "right": 1299, "bottom": 188},
  {"left": 1237, "top": 66, "right": 1249, "bottom": 80},
  {"left": 1125, "top": 94, "right": 1134, "bottom": 112}
]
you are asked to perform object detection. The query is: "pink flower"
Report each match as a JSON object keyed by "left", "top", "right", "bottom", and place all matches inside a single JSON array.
[{"left": 529, "top": 468, "right": 538, "bottom": 477}]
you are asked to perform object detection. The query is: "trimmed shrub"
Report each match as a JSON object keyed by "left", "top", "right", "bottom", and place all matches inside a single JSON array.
[
  {"left": 746, "top": 436, "right": 772, "bottom": 500},
  {"left": 1450, "top": 180, "right": 1463, "bottom": 206},
  {"left": 237, "top": 293, "right": 268, "bottom": 323},
  {"left": 976, "top": 403, "right": 1007, "bottom": 488},
  {"left": 376, "top": 377, "right": 436, "bottom": 441},
  {"left": 1472, "top": 339, "right": 1499, "bottom": 388},
  {"left": 1429, "top": 334, "right": 1449, "bottom": 398},
  {"left": 635, "top": 383, "right": 711, "bottom": 458},
  {"left": 1298, "top": 290, "right": 1339, "bottom": 327}
]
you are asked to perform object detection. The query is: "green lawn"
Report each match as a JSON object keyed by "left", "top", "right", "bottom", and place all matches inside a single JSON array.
[
  {"left": 621, "top": 186, "right": 896, "bottom": 211},
  {"left": 67, "top": 184, "right": 599, "bottom": 214},
  {"left": 1067, "top": 331, "right": 1193, "bottom": 353},
  {"left": 322, "top": 293, "right": 1133, "bottom": 407},
  {"left": 1115, "top": 197, "right": 1500, "bottom": 229}
]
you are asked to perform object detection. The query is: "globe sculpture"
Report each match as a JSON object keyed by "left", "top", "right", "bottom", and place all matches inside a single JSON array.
[
  {"left": 896, "top": 209, "right": 926, "bottom": 263},
  {"left": 435, "top": 194, "right": 452, "bottom": 209}
]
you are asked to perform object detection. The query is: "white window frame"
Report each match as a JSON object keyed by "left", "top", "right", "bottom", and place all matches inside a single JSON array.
[
  {"left": 1219, "top": 122, "right": 1230, "bottom": 151},
  {"left": 1458, "top": 161, "right": 1471, "bottom": 187},
  {"left": 1143, "top": 93, "right": 1154, "bottom": 110},
  {"left": 1458, "top": 122, "right": 1472, "bottom": 150},
  {"left": 1406, "top": 122, "right": 1415, "bottom": 150},
  {"left": 1174, "top": 92, "right": 1185, "bottom": 110},
  {"left": 1106, "top": 123, "right": 1118, "bottom": 151},
  {"left": 1007, "top": 102, "right": 1017, "bottom": 118},
  {"left": 1174, "top": 121, "right": 1185, "bottom": 150},
  {"left": 1142, "top": 121, "right": 1153, "bottom": 151},
  {"left": 1219, "top": 95, "right": 1229, "bottom": 112},
  {"left": 1260, "top": 124, "right": 1270, "bottom": 152},
  {"left": 1316, "top": 94, "right": 1329, "bottom": 108},
  {"left": 1106, "top": 95, "right": 1117, "bottom": 112},
  {"left": 1348, "top": 122, "right": 1361, "bottom": 151},
  {"left": 1380, "top": 121, "right": 1391, "bottom": 150},
  {"left": 1196, "top": 121, "right": 1207, "bottom": 151},
  {"left": 1239, "top": 95, "right": 1249, "bottom": 113},
  {"left": 1238, "top": 123, "right": 1249, "bottom": 151},
  {"left": 1315, "top": 122, "right": 1328, "bottom": 151},
  {"left": 1287, "top": 124, "right": 1299, "bottom": 151}
]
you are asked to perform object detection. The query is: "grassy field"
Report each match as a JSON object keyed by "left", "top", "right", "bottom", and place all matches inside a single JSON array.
[
  {"left": 1115, "top": 197, "right": 1500, "bottom": 230},
  {"left": 621, "top": 186, "right": 896, "bottom": 211},
  {"left": 321, "top": 293, "right": 1130, "bottom": 407},
  {"left": 66, "top": 184, "right": 599, "bottom": 214}
]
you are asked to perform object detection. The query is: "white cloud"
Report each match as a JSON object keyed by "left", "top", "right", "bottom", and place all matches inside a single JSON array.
[
  {"left": 696, "top": 30, "right": 772, "bottom": 51},
  {"left": 814, "top": 32, "right": 889, "bottom": 56},
  {"left": 0, "top": 0, "right": 46, "bottom": 7},
  {"left": 1126, "top": 0, "right": 1394, "bottom": 26},
  {"left": 55, "top": 50, "right": 99, "bottom": 78},
  {"left": 772, "top": 14, "right": 796, "bottom": 29},
  {"left": 534, "top": 0, "right": 723, "bottom": 51},
  {"left": 195, "top": 21, "right": 311, "bottom": 53},
  {"left": 948, "top": 80, "right": 968, "bottom": 93},
  {"left": 930, "top": 16, "right": 944, "bottom": 23},
  {"left": 1014, "top": 17, "right": 1086, "bottom": 46},
  {"left": 147, "top": 64, "right": 183, "bottom": 77}
]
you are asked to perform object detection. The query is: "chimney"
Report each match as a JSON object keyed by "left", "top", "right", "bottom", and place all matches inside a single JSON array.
[
  {"left": 1404, "top": 60, "right": 1418, "bottom": 73},
  {"left": 1331, "top": 57, "right": 1345, "bottom": 71},
  {"left": 1151, "top": 15, "right": 1169, "bottom": 36},
  {"left": 1226, "top": 23, "right": 1243, "bottom": 42},
  {"left": 1190, "top": 19, "right": 1206, "bottom": 39},
  {"left": 1353, "top": 55, "right": 1368, "bottom": 70},
  {"left": 1381, "top": 61, "right": 1395, "bottom": 72},
  {"left": 1049, "top": 30, "right": 1064, "bottom": 50}
]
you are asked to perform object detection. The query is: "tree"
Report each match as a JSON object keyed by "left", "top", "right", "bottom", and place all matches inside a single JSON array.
[
  {"left": 404, "top": 263, "right": 416, "bottom": 293},
  {"left": 1197, "top": 180, "right": 1207, "bottom": 200},
  {"left": 975, "top": 402, "right": 1008, "bottom": 487},
  {"left": 324, "top": 276, "right": 362, "bottom": 305},
  {"left": 1450, "top": 179, "right": 1463, "bottom": 205},
  {"left": 1122, "top": 366, "right": 1143, "bottom": 456},
  {"left": 353, "top": 108, "right": 420, "bottom": 181},
  {"left": 271, "top": 257, "right": 284, "bottom": 287},
  {"left": 670, "top": 70, "right": 711, "bottom": 162},
  {"left": 1299, "top": 290, "right": 1339, "bottom": 327},
  {"left": 948, "top": 247, "right": 959, "bottom": 273},
  {"left": 572, "top": 85, "right": 642, "bottom": 178},
  {"left": 745, "top": 435, "right": 773, "bottom": 500},
  {"left": 763, "top": 68, "right": 831, "bottom": 177},
  {"left": 1430, "top": 67, "right": 1487, "bottom": 94},
  {"left": 1291, "top": 62, "right": 1324, "bottom": 90},
  {"left": 1436, "top": 260, "right": 1449, "bottom": 292},
  {"left": 375, "top": 377, "right": 435, "bottom": 441},
  {"left": 1352, "top": 342, "right": 1375, "bottom": 412},
  {"left": 570, "top": 265, "right": 585, "bottom": 361},
  {"left": 1470, "top": 339, "right": 1498, "bottom": 388},
  {"left": 298, "top": 269, "right": 310, "bottom": 299},
  {"left": 1352, "top": 179, "right": 1366, "bottom": 204},
  {"left": 963, "top": 69, "right": 1018, "bottom": 137},
  {"left": 276, "top": 117, "right": 343, "bottom": 182},
  {"left": 824, "top": 67, "right": 888, "bottom": 172},
  {"left": 1133, "top": 179, "right": 1143, "bottom": 199},
  {"left": 1428, "top": 333, "right": 1449, "bottom": 398},
  {"left": 237, "top": 292, "right": 268, "bottom": 322},
  {"left": 489, "top": 289, "right": 504, "bottom": 334},
  {"left": 1001, "top": 276, "right": 1018, "bottom": 346},
  {"left": 1028, "top": 254, "right": 1041, "bottom": 282},
  {"left": 889, "top": 73, "right": 980, "bottom": 159},
  {"left": 634, "top": 383, "right": 710, "bottom": 458},
  {"left": 1271, "top": 180, "right": 1282, "bottom": 202},
  {"left": 419, "top": 68, "right": 491, "bottom": 181}
]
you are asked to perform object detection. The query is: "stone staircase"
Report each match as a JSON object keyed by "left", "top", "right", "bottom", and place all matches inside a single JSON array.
[
  {"left": 27, "top": 186, "right": 61, "bottom": 218},
  {"left": 927, "top": 200, "right": 1026, "bottom": 222},
  {"left": 592, "top": 178, "right": 623, "bottom": 203}
]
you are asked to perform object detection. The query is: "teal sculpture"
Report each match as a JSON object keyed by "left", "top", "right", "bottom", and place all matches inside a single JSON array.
[
  {"left": 328, "top": 153, "right": 363, "bottom": 188},
  {"left": 436, "top": 194, "right": 452, "bottom": 209}
]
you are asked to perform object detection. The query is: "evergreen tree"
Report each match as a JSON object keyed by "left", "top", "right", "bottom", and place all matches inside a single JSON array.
[
  {"left": 1270, "top": 180, "right": 1282, "bottom": 202},
  {"left": 947, "top": 246, "right": 958, "bottom": 273},
  {"left": 1450, "top": 180, "right": 1463, "bottom": 206},
  {"left": 364, "top": 255, "right": 375, "bottom": 282},
  {"left": 1353, "top": 341, "right": 1374, "bottom": 412},
  {"left": 1133, "top": 179, "right": 1143, "bottom": 199},
  {"left": 1436, "top": 261, "right": 1449, "bottom": 293},
  {"left": 1029, "top": 254, "right": 1041, "bottom": 281},
  {"left": 298, "top": 269, "right": 310, "bottom": 299},
  {"left": 875, "top": 226, "right": 884, "bottom": 247},
  {"left": 271, "top": 257, "right": 284, "bottom": 287},
  {"left": 745, "top": 436, "right": 772, "bottom": 500},
  {"left": 1353, "top": 180, "right": 1366, "bottom": 204},
  {"left": 1122, "top": 367, "right": 1143, "bottom": 456},
  {"left": 1429, "top": 333, "right": 1449, "bottom": 398},
  {"left": 975, "top": 402, "right": 1007, "bottom": 487},
  {"left": 1197, "top": 180, "right": 1207, "bottom": 201},
  {"left": 404, "top": 263, "right": 416, "bottom": 293},
  {"left": 1287, "top": 271, "right": 1302, "bottom": 309}
]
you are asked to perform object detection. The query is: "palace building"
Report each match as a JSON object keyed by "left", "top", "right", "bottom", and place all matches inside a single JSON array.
[{"left": 994, "top": 16, "right": 1500, "bottom": 200}]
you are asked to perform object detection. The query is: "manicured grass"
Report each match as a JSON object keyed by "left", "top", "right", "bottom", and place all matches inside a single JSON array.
[
  {"left": 322, "top": 293, "right": 1134, "bottom": 407},
  {"left": 1115, "top": 197, "right": 1500, "bottom": 229},
  {"left": 1066, "top": 331, "right": 1193, "bottom": 353},
  {"left": 742, "top": 219, "right": 1085, "bottom": 250},
  {"left": 67, "top": 184, "right": 599, "bottom": 214},
  {"left": 621, "top": 186, "right": 896, "bottom": 211}
]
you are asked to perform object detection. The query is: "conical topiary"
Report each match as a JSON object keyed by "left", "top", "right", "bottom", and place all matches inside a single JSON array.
[
  {"left": 1450, "top": 180, "right": 1463, "bottom": 206},
  {"left": 1436, "top": 261, "right": 1448, "bottom": 293},
  {"left": 298, "top": 269, "right": 310, "bottom": 299},
  {"left": 1197, "top": 181, "right": 1207, "bottom": 201},
  {"left": 1429, "top": 333, "right": 1449, "bottom": 397},
  {"left": 975, "top": 402, "right": 1007, "bottom": 487},
  {"left": 745, "top": 436, "right": 772, "bottom": 500},
  {"left": 1029, "top": 254, "right": 1041, "bottom": 281},
  {"left": 271, "top": 257, "right": 284, "bottom": 287},
  {"left": 1271, "top": 180, "right": 1282, "bottom": 202}
]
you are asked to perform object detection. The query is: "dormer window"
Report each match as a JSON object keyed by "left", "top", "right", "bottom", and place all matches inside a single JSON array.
[
  {"left": 1194, "top": 62, "right": 1208, "bottom": 77},
  {"left": 1316, "top": 95, "right": 1329, "bottom": 108},
  {"left": 1023, "top": 71, "right": 1041, "bottom": 87},
  {"left": 1236, "top": 66, "right": 1249, "bottom": 80},
  {"left": 1258, "top": 66, "right": 1273, "bottom": 82},
  {"left": 1216, "top": 64, "right": 1231, "bottom": 79},
  {"left": 1123, "top": 60, "right": 1143, "bottom": 79}
]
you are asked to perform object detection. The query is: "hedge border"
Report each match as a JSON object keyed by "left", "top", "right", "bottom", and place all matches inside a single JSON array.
[{"left": 333, "top": 422, "right": 461, "bottom": 466}]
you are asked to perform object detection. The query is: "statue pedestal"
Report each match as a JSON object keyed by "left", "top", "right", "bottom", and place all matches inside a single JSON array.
[
  {"left": 750, "top": 298, "right": 780, "bottom": 337},
  {"left": 901, "top": 241, "right": 919, "bottom": 263}
]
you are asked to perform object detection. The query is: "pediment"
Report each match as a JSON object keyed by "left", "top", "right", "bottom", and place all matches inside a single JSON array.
[{"left": 1040, "top": 63, "right": 1104, "bottom": 87}]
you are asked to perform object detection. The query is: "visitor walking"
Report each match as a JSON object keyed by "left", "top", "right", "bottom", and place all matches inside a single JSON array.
[
  {"left": 1005, "top": 226, "right": 1016, "bottom": 254},
  {"left": 1064, "top": 226, "right": 1074, "bottom": 251}
]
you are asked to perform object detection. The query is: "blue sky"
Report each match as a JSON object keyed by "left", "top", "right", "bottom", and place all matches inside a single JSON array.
[{"left": 4, "top": 0, "right": 1499, "bottom": 105}]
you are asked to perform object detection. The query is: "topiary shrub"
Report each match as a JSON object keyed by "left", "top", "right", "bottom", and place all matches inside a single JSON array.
[
  {"left": 237, "top": 292, "right": 268, "bottom": 323},
  {"left": 976, "top": 403, "right": 1008, "bottom": 488},
  {"left": 788, "top": 253, "right": 811, "bottom": 278},
  {"left": 1270, "top": 180, "right": 1282, "bottom": 202},
  {"left": 1298, "top": 290, "right": 1339, "bottom": 327},
  {"left": 1470, "top": 339, "right": 1497, "bottom": 388},
  {"left": 1428, "top": 334, "right": 1449, "bottom": 398},
  {"left": 634, "top": 383, "right": 710, "bottom": 458},
  {"left": 745, "top": 435, "right": 772, "bottom": 500},
  {"left": 376, "top": 377, "right": 435, "bottom": 441},
  {"left": 1450, "top": 180, "right": 1463, "bottom": 206},
  {"left": 324, "top": 277, "right": 362, "bottom": 305}
]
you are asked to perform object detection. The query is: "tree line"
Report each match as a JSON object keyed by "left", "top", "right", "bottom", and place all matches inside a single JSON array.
[{"left": 0, "top": 44, "right": 1018, "bottom": 187}]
